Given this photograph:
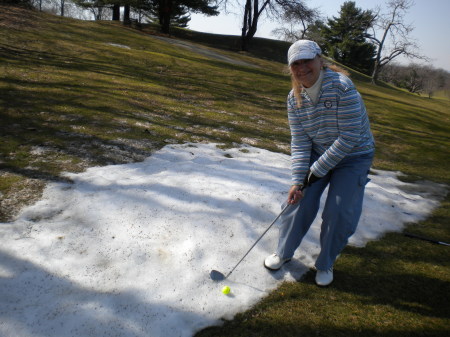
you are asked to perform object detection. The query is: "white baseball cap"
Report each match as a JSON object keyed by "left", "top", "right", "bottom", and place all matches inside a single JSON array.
[{"left": 287, "top": 40, "right": 322, "bottom": 66}]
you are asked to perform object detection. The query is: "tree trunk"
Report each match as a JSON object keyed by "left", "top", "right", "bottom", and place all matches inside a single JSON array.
[
  {"left": 371, "top": 61, "right": 380, "bottom": 84},
  {"left": 240, "top": 0, "right": 269, "bottom": 51},
  {"left": 112, "top": 5, "right": 120, "bottom": 21},
  {"left": 159, "top": 0, "right": 172, "bottom": 34},
  {"left": 241, "top": 0, "right": 251, "bottom": 51},
  {"left": 124, "top": 4, "right": 131, "bottom": 24}
]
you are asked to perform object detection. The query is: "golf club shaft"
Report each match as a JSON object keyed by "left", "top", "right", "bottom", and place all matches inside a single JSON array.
[
  {"left": 224, "top": 203, "right": 290, "bottom": 279},
  {"left": 404, "top": 232, "right": 450, "bottom": 246}
]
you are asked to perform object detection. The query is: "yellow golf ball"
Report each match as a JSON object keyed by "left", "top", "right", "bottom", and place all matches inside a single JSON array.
[{"left": 221, "top": 286, "right": 231, "bottom": 295}]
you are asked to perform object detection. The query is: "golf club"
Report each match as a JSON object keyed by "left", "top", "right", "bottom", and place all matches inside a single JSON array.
[
  {"left": 210, "top": 202, "right": 291, "bottom": 281},
  {"left": 404, "top": 232, "right": 450, "bottom": 246}
]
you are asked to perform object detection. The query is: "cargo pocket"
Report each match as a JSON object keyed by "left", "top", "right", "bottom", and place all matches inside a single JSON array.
[{"left": 359, "top": 174, "right": 371, "bottom": 186}]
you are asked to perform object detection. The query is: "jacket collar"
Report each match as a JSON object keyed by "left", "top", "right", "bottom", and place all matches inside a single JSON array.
[{"left": 300, "top": 68, "right": 335, "bottom": 101}]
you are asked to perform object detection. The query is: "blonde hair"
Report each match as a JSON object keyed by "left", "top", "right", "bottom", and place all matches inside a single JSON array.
[{"left": 289, "top": 57, "right": 350, "bottom": 108}]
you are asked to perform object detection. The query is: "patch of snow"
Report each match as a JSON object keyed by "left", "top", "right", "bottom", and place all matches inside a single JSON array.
[
  {"left": 106, "top": 43, "right": 131, "bottom": 49},
  {"left": 0, "top": 143, "right": 446, "bottom": 337}
]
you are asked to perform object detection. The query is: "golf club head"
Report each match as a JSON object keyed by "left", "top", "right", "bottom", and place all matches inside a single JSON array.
[{"left": 210, "top": 270, "right": 225, "bottom": 281}]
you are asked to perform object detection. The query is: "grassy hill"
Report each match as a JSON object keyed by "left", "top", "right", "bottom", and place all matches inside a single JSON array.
[{"left": 1, "top": 5, "right": 449, "bottom": 336}]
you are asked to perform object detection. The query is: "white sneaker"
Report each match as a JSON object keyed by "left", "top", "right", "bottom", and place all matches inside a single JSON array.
[
  {"left": 315, "top": 267, "right": 333, "bottom": 286},
  {"left": 264, "top": 254, "right": 291, "bottom": 270}
]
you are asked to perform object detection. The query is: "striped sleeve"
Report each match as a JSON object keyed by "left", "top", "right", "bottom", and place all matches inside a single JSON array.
[
  {"left": 310, "top": 86, "right": 364, "bottom": 177},
  {"left": 287, "top": 94, "right": 311, "bottom": 185}
]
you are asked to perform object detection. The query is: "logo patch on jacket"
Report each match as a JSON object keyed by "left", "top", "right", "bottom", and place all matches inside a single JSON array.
[{"left": 324, "top": 100, "right": 333, "bottom": 109}]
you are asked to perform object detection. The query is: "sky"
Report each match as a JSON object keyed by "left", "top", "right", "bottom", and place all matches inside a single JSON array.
[
  {"left": 0, "top": 143, "right": 446, "bottom": 337},
  {"left": 188, "top": 0, "right": 450, "bottom": 71}
]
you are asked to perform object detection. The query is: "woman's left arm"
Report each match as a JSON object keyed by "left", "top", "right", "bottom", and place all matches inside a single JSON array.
[{"left": 310, "top": 87, "right": 364, "bottom": 177}]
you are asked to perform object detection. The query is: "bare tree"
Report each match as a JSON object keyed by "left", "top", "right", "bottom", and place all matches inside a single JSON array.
[
  {"left": 73, "top": 0, "right": 109, "bottom": 20},
  {"left": 31, "top": 0, "right": 44, "bottom": 11},
  {"left": 368, "top": 0, "right": 428, "bottom": 84},
  {"left": 271, "top": 0, "right": 321, "bottom": 42},
  {"left": 60, "top": 0, "right": 66, "bottom": 16},
  {"left": 404, "top": 63, "right": 423, "bottom": 93},
  {"left": 224, "top": 0, "right": 313, "bottom": 51},
  {"left": 240, "top": 0, "right": 270, "bottom": 51},
  {"left": 421, "top": 66, "right": 448, "bottom": 98}
]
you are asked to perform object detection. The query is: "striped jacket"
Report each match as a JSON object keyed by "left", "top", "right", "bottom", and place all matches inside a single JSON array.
[{"left": 288, "top": 68, "right": 375, "bottom": 185}]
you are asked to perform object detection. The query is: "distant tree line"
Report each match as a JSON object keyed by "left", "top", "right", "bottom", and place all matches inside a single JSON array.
[
  {"left": 379, "top": 63, "right": 450, "bottom": 98},
  {"left": 12, "top": 0, "right": 218, "bottom": 32},
  {"left": 71, "top": 0, "right": 219, "bottom": 32}
]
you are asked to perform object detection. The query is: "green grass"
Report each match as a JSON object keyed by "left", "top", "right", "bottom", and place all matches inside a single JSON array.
[{"left": 1, "top": 5, "right": 449, "bottom": 336}]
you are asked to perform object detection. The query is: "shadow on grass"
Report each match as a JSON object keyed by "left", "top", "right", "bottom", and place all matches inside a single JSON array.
[
  {"left": 0, "top": 43, "right": 291, "bottom": 183},
  {"left": 195, "top": 226, "right": 450, "bottom": 337},
  {"left": 198, "top": 319, "right": 449, "bottom": 337}
]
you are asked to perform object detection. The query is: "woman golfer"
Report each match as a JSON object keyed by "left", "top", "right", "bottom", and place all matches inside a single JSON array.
[{"left": 264, "top": 40, "right": 375, "bottom": 286}]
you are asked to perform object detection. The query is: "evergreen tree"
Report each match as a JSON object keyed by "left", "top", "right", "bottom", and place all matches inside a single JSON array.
[
  {"left": 142, "top": 0, "right": 191, "bottom": 29},
  {"left": 321, "top": 1, "right": 376, "bottom": 74},
  {"left": 147, "top": 0, "right": 218, "bottom": 34}
]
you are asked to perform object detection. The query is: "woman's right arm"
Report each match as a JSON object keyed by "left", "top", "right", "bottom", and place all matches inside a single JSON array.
[{"left": 287, "top": 184, "right": 304, "bottom": 204}]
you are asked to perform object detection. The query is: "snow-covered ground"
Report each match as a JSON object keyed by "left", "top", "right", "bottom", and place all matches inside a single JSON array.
[{"left": 0, "top": 143, "right": 446, "bottom": 337}]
